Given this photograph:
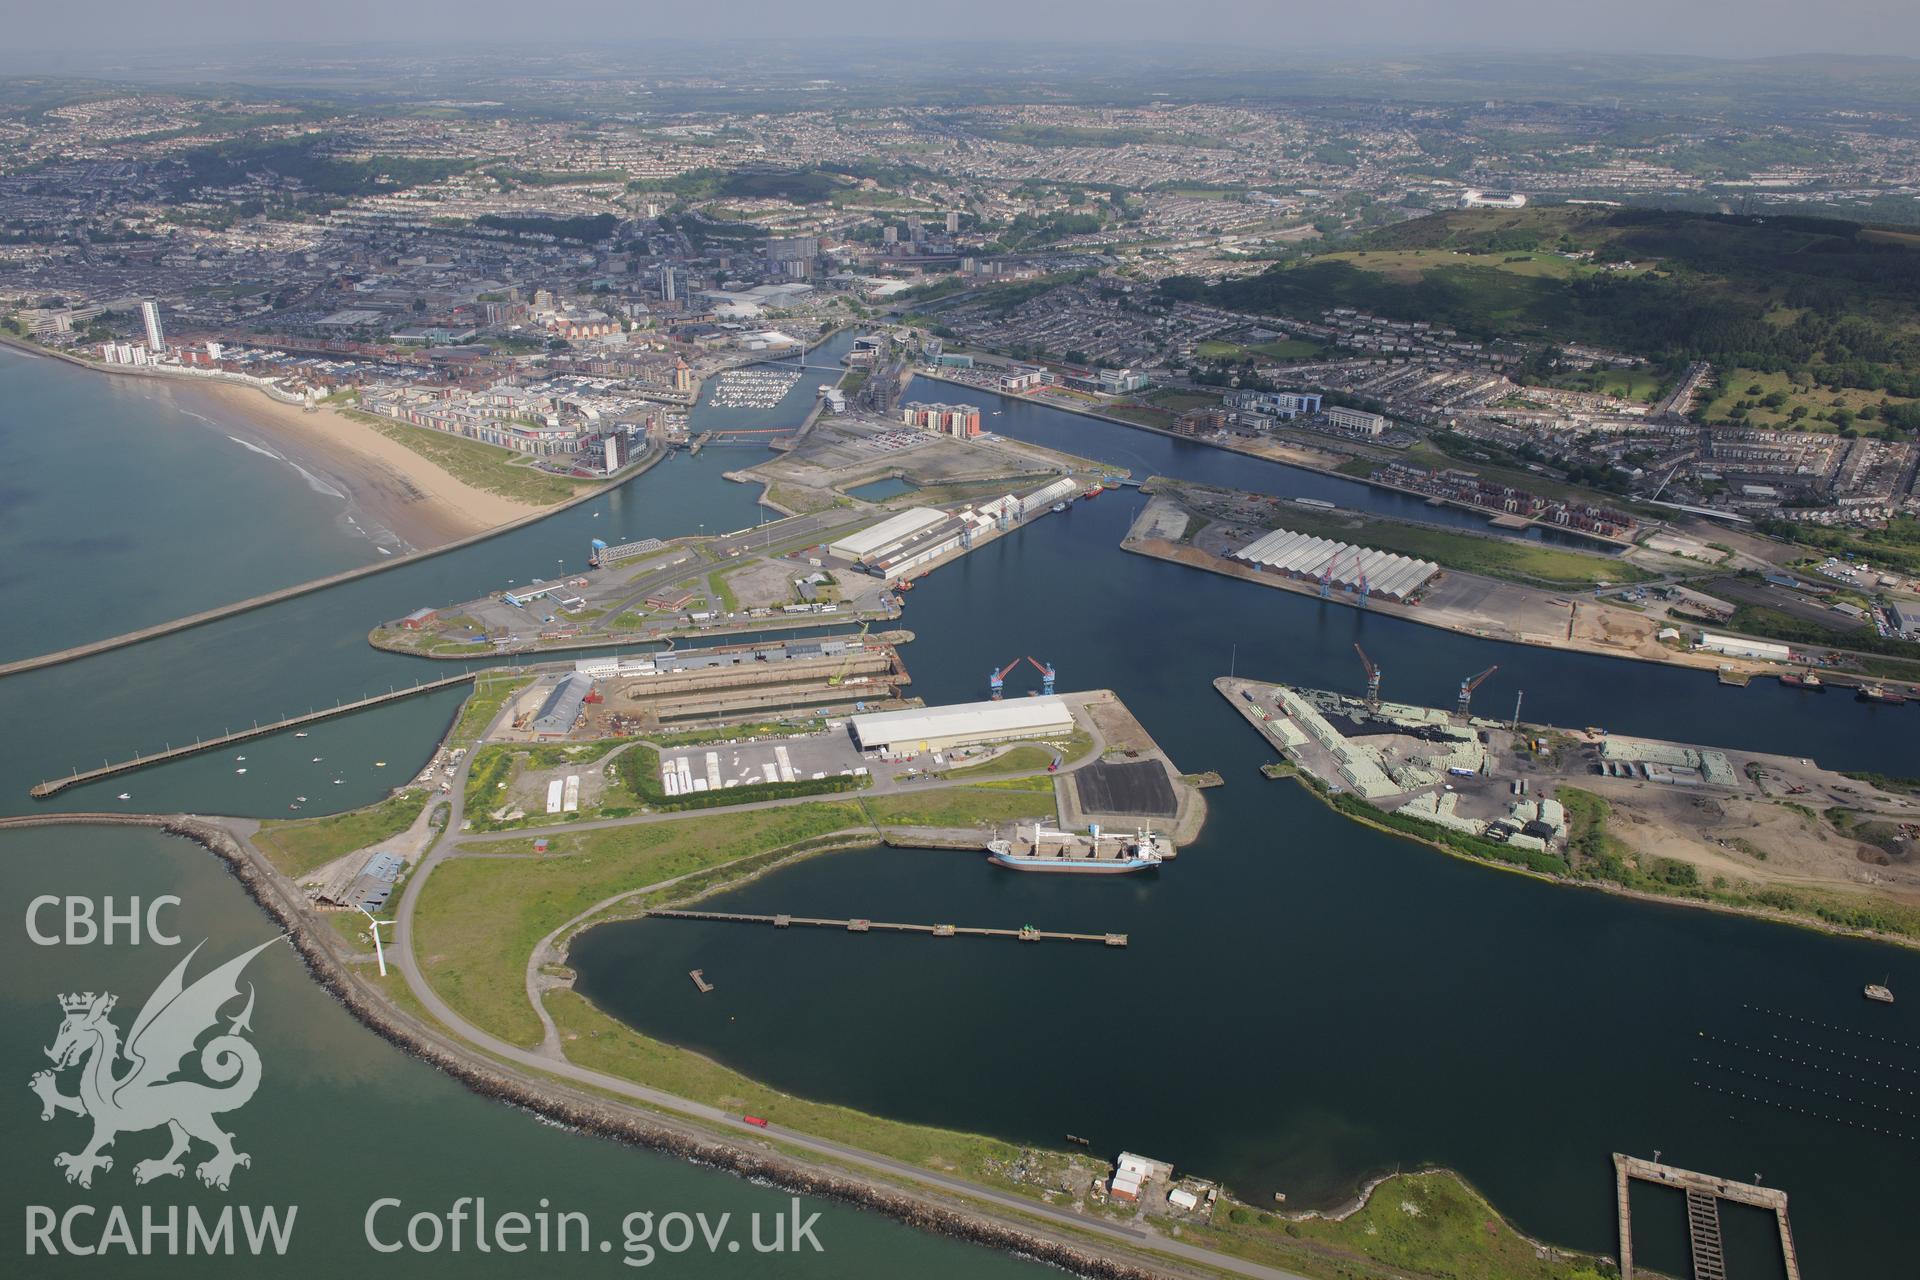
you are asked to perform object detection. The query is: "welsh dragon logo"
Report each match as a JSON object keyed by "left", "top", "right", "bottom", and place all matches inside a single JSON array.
[{"left": 29, "top": 937, "right": 282, "bottom": 1191}]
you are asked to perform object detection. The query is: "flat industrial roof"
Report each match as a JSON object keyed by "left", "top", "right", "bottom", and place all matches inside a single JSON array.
[
  {"left": 850, "top": 696, "right": 1073, "bottom": 747},
  {"left": 829, "top": 508, "right": 946, "bottom": 560},
  {"left": 1697, "top": 632, "right": 1792, "bottom": 656}
]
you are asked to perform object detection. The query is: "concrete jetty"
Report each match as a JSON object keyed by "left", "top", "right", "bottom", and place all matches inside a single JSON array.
[
  {"left": 1612, "top": 1153, "right": 1800, "bottom": 1280},
  {"left": 647, "top": 908, "right": 1128, "bottom": 947},
  {"left": 0, "top": 485, "right": 645, "bottom": 680},
  {"left": 30, "top": 672, "right": 477, "bottom": 798}
]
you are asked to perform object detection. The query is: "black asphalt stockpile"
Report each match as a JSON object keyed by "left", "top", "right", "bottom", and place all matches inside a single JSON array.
[{"left": 1073, "top": 760, "right": 1177, "bottom": 818}]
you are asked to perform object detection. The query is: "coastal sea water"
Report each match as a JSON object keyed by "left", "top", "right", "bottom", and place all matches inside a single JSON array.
[
  {"left": 0, "top": 826, "right": 1051, "bottom": 1278},
  {"left": 0, "top": 346, "right": 382, "bottom": 662},
  {"left": 0, "top": 435, "right": 772, "bottom": 822},
  {"left": 6, "top": 332, "right": 1918, "bottom": 1274}
]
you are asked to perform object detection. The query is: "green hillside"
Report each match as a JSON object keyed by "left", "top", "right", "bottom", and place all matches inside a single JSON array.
[{"left": 1171, "top": 208, "right": 1920, "bottom": 426}]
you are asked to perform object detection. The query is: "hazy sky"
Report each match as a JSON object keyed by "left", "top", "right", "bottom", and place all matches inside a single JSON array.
[{"left": 4, "top": 0, "right": 1918, "bottom": 60}]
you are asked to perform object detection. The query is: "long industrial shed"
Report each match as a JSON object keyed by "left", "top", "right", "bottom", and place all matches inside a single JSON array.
[{"left": 1233, "top": 528, "right": 1439, "bottom": 602}]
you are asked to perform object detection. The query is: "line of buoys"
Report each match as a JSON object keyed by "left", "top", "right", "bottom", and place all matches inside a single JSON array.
[
  {"left": 1744, "top": 1003, "right": 1920, "bottom": 1056},
  {"left": 1693, "top": 1080, "right": 1914, "bottom": 1141},
  {"left": 1769, "top": 1031, "right": 1918, "bottom": 1076},
  {"left": 1695, "top": 1057, "right": 1918, "bottom": 1119},
  {"left": 1697, "top": 1031, "right": 1915, "bottom": 1095}
]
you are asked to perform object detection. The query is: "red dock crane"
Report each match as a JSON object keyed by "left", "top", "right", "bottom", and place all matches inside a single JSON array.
[
  {"left": 1456, "top": 665, "right": 1499, "bottom": 721},
  {"left": 1025, "top": 656, "right": 1056, "bottom": 696},
  {"left": 989, "top": 658, "right": 1023, "bottom": 700},
  {"left": 1353, "top": 644, "right": 1382, "bottom": 711}
]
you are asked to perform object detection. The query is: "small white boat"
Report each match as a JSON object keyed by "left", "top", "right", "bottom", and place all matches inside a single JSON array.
[
  {"left": 235, "top": 768, "right": 248, "bottom": 775},
  {"left": 117, "top": 792, "right": 130, "bottom": 800},
  {"left": 332, "top": 779, "right": 344, "bottom": 785},
  {"left": 312, "top": 756, "right": 323, "bottom": 763},
  {"left": 375, "top": 761, "right": 387, "bottom": 768},
  {"left": 235, "top": 755, "right": 247, "bottom": 762},
  {"left": 294, "top": 731, "right": 309, "bottom": 739},
  {"left": 296, "top": 795, "right": 308, "bottom": 802},
  {"left": 1867, "top": 977, "right": 1895, "bottom": 1004}
]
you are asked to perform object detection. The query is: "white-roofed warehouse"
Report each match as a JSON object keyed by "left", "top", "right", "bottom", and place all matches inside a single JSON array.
[
  {"left": 1233, "top": 527, "right": 1439, "bottom": 602},
  {"left": 829, "top": 508, "right": 946, "bottom": 562},
  {"left": 849, "top": 696, "right": 1074, "bottom": 754}
]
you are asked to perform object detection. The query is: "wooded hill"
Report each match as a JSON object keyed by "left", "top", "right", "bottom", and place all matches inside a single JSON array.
[{"left": 1171, "top": 207, "right": 1920, "bottom": 406}]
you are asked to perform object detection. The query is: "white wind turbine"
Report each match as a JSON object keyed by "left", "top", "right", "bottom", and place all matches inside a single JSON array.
[{"left": 357, "top": 905, "right": 394, "bottom": 977}]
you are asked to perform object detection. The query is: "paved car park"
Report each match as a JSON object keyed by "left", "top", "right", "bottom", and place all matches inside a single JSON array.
[{"left": 655, "top": 734, "right": 870, "bottom": 796}]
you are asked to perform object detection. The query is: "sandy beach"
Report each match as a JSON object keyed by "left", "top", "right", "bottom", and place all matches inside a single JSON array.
[
  {"left": 187, "top": 381, "right": 547, "bottom": 550},
  {"left": 0, "top": 333, "right": 549, "bottom": 551}
]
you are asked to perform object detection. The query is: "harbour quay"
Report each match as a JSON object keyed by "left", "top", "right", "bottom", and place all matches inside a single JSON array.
[{"left": 1217, "top": 673, "right": 1920, "bottom": 898}]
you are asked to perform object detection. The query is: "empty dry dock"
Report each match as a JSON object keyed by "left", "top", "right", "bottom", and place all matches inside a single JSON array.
[{"left": 577, "top": 638, "right": 910, "bottom": 729}]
